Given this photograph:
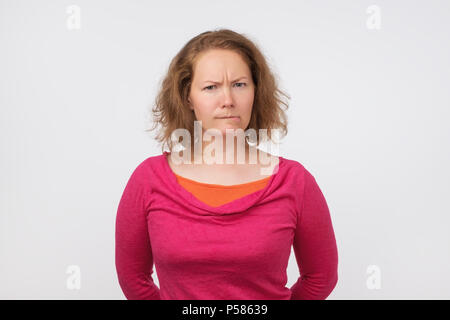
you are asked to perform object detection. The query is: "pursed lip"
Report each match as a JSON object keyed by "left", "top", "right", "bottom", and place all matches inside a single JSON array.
[{"left": 216, "top": 116, "right": 240, "bottom": 119}]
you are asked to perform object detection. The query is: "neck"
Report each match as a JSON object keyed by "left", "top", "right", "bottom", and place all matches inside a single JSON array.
[{"left": 188, "top": 136, "right": 256, "bottom": 165}]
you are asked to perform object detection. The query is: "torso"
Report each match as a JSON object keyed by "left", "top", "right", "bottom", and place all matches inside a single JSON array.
[{"left": 167, "top": 150, "right": 279, "bottom": 186}]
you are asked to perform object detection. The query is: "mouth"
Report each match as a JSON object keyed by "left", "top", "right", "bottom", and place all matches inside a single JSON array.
[
  {"left": 216, "top": 116, "right": 240, "bottom": 122},
  {"left": 216, "top": 116, "right": 240, "bottom": 119}
]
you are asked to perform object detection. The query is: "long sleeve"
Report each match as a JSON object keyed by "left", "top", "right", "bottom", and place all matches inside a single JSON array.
[
  {"left": 289, "top": 169, "right": 339, "bottom": 300},
  {"left": 115, "top": 162, "right": 161, "bottom": 300}
]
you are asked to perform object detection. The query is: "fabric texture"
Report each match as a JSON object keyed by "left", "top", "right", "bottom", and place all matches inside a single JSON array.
[
  {"left": 174, "top": 172, "right": 270, "bottom": 207},
  {"left": 115, "top": 151, "right": 339, "bottom": 300}
]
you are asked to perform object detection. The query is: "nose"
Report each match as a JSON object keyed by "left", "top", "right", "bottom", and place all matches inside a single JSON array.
[{"left": 221, "top": 86, "right": 234, "bottom": 108}]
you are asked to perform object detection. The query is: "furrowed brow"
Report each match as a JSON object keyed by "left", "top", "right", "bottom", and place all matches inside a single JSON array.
[{"left": 203, "top": 76, "right": 248, "bottom": 84}]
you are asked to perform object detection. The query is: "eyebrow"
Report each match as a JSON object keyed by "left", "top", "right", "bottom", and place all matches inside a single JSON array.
[{"left": 203, "top": 76, "right": 248, "bottom": 84}]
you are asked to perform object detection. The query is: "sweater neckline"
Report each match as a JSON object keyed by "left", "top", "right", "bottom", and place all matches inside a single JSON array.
[
  {"left": 173, "top": 172, "right": 271, "bottom": 189},
  {"left": 161, "top": 151, "right": 285, "bottom": 215}
]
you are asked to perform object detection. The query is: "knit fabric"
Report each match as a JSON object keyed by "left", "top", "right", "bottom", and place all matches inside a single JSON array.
[
  {"left": 173, "top": 172, "right": 270, "bottom": 207},
  {"left": 115, "top": 151, "right": 338, "bottom": 300}
]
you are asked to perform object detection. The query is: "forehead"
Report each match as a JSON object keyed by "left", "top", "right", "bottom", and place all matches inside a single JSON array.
[{"left": 192, "top": 49, "right": 250, "bottom": 79}]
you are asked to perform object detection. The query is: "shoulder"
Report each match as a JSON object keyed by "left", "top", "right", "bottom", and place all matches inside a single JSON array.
[
  {"left": 279, "top": 155, "right": 317, "bottom": 186},
  {"left": 125, "top": 153, "right": 165, "bottom": 187},
  {"left": 279, "top": 155, "right": 307, "bottom": 175},
  {"left": 133, "top": 153, "right": 165, "bottom": 172},
  {"left": 279, "top": 157, "right": 326, "bottom": 216}
]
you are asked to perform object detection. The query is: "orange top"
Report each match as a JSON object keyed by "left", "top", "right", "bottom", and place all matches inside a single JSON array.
[{"left": 174, "top": 173, "right": 271, "bottom": 207}]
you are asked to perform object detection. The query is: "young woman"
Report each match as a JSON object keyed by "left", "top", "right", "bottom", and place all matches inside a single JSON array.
[{"left": 115, "top": 29, "right": 338, "bottom": 300}]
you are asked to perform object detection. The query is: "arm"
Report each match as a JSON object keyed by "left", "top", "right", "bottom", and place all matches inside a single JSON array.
[
  {"left": 115, "top": 162, "right": 161, "bottom": 300},
  {"left": 289, "top": 169, "right": 339, "bottom": 300}
]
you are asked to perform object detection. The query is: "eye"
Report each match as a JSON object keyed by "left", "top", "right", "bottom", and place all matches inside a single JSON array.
[
  {"left": 234, "top": 82, "right": 247, "bottom": 88},
  {"left": 203, "top": 85, "right": 216, "bottom": 90},
  {"left": 203, "top": 83, "right": 247, "bottom": 90}
]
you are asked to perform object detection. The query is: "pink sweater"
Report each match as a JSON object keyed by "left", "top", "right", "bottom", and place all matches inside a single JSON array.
[{"left": 115, "top": 152, "right": 338, "bottom": 300}]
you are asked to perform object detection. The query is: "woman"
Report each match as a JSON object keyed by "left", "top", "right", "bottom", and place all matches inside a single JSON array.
[{"left": 115, "top": 29, "right": 338, "bottom": 300}]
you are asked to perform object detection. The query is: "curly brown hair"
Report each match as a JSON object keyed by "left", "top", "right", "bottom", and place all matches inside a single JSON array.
[{"left": 146, "top": 28, "right": 290, "bottom": 153}]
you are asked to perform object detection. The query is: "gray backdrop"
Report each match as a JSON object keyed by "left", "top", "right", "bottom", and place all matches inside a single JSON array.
[{"left": 1, "top": 0, "right": 449, "bottom": 299}]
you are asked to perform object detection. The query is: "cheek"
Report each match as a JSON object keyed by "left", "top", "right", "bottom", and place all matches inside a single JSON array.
[
  {"left": 241, "top": 87, "right": 254, "bottom": 103},
  {"left": 193, "top": 98, "right": 216, "bottom": 119},
  {"left": 240, "top": 92, "right": 254, "bottom": 117}
]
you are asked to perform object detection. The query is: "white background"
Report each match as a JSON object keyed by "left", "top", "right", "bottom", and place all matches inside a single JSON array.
[{"left": 1, "top": 0, "right": 449, "bottom": 299}]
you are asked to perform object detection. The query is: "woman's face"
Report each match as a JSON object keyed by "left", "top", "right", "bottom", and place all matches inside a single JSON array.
[{"left": 188, "top": 49, "right": 255, "bottom": 137}]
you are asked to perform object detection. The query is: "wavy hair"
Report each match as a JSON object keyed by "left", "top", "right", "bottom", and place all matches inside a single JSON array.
[{"left": 146, "top": 28, "right": 290, "bottom": 153}]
